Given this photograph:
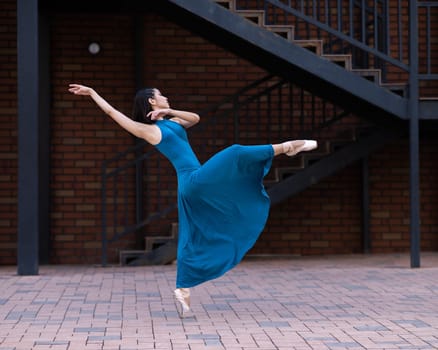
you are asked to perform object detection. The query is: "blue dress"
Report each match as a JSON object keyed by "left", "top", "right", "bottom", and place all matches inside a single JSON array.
[{"left": 155, "top": 119, "right": 274, "bottom": 288}]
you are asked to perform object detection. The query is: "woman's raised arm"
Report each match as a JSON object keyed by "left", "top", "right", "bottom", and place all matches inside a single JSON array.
[{"left": 68, "top": 84, "right": 161, "bottom": 145}]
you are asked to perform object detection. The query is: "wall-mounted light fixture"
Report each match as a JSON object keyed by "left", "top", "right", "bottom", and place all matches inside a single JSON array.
[{"left": 88, "top": 42, "right": 101, "bottom": 55}]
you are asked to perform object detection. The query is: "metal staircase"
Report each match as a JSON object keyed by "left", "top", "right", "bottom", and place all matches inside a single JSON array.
[
  {"left": 101, "top": 0, "right": 437, "bottom": 266},
  {"left": 154, "top": 0, "right": 409, "bottom": 120},
  {"left": 213, "top": 0, "right": 407, "bottom": 97}
]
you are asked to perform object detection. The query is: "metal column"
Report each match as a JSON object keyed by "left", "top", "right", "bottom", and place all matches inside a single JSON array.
[
  {"left": 17, "top": 0, "right": 40, "bottom": 275},
  {"left": 409, "top": 0, "right": 420, "bottom": 268}
]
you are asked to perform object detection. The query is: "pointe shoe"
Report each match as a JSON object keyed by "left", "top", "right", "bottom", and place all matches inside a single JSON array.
[
  {"left": 174, "top": 288, "right": 191, "bottom": 318},
  {"left": 284, "top": 140, "right": 317, "bottom": 156}
]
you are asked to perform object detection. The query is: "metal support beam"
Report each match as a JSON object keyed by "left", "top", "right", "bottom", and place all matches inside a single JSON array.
[
  {"left": 17, "top": 0, "right": 40, "bottom": 275},
  {"left": 409, "top": 0, "right": 420, "bottom": 268}
]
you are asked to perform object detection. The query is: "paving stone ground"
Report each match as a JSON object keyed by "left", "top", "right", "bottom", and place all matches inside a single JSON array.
[{"left": 1, "top": 253, "right": 438, "bottom": 350}]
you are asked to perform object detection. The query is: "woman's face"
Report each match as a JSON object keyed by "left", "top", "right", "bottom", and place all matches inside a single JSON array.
[{"left": 150, "top": 89, "right": 170, "bottom": 109}]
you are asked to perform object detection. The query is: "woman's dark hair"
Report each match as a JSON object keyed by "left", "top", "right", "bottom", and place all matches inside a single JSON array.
[{"left": 132, "top": 88, "right": 156, "bottom": 124}]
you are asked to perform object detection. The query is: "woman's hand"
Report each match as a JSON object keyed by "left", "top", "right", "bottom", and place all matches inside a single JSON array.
[
  {"left": 68, "top": 84, "right": 95, "bottom": 96},
  {"left": 148, "top": 108, "right": 200, "bottom": 128},
  {"left": 147, "top": 109, "right": 170, "bottom": 121}
]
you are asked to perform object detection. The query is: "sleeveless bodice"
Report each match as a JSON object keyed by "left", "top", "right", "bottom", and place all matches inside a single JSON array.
[{"left": 155, "top": 119, "right": 200, "bottom": 174}]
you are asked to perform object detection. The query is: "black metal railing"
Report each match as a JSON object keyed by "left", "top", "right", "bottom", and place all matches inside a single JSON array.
[
  {"left": 233, "top": 0, "right": 437, "bottom": 84},
  {"left": 101, "top": 74, "right": 360, "bottom": 265},
  {"left": 235, "top": 0, "right": 407, "bottom": 71},
  {"left": 418, "top": 1, "right": 438, "bottom": 79}
]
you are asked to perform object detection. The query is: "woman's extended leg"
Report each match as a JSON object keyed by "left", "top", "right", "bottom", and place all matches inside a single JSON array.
[{"left": 272, "top": 140, "right": 317, "bottom": 157}]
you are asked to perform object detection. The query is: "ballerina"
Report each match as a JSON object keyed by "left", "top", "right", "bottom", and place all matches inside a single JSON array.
[{"left": 68, "top": 84, "right": 317, "bottom": 317}]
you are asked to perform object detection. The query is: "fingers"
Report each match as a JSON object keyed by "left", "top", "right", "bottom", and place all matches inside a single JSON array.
[
  {"left": 68, "top": 84, "right": 81, "bottom": 90},
  {"left": 68, "top": 84, "right": 90, "bottom": 95},
  {"left": 147, "top": 110, "right": 159, "bottom": 120},
  {"left": 68, "top": 84, "right": 82, "bottom": 94},
  {"left": 147, "top": 109, "right": 167, "bottom": 120}
]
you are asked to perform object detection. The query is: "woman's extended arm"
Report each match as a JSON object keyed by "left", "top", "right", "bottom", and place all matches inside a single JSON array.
[
  {"left": 148, "top": 108, "right": 200, "bottom": 128},
  {"left": 68, "top": 84, "right": 161, "bottom": 145}
]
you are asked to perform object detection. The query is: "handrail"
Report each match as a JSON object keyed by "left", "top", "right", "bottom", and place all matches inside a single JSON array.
[
  {"left": 265, "top": 0, "right": 409, "bottom": 72},
  {"left": 234, "top": 0, "right": 436, "bottom": 85},
  {"left": 418, "top": 1, "right": 438, "bottom": 79}
]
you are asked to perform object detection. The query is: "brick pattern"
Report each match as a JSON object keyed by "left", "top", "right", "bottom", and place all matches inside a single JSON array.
[
  {"left": 256, "top": 165, "right": 363, "bottom": 256},
  {"left": 0, "top": 254, "right": 438, "bottom": 349},
  {"left": 1, "top": 3, "right": 438, "bottom": 264},
  {"left": 0, "top": 0, "right": 17, "bottom": 265},
  {"left": 50, "top": 14, "right": 138, "bottom": 263}
]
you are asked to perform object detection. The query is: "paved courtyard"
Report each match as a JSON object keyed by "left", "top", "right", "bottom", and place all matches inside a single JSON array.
[{"left": 1, "top": 253, "right": 438, "bottom": 350}]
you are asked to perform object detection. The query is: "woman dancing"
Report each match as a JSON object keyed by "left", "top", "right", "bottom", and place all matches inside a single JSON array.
[{"left": 68, "top": 84, "right": 317, "bottom": 317}]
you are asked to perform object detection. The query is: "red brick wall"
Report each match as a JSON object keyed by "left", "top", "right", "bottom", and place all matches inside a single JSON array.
[
  {"left": 0, "top": 0, "right": 17, "bottom": 265},
  {"left": 419, "top": 138, "right": 438, "bottom": 251},
  {"left": 255, "top": 164, "right": 363, "bottom": 255},
  {"left": 369, "top": 137, "right": 438, "bottom": 252},
  {"left": 1, "top": 3, "right": 438, "bottom": 265},
  {"left": 50, "top": 14, "right": 138, "bottom": 263}
]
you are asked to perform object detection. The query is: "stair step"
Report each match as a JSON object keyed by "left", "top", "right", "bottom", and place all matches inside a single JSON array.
[
  {"left": 293, "top": 39, "right": 323, "bottom": 55},
  {"left": 119, "top": 250, "right": 146, "bottom": 266},
  {"left": 381, "top": 83, "right": 408, "bottom": 97},
  {"left": 124, "top": 240, "right": 177, "bottom": 266},
  {"left": 352, "top": 68, "right": 382, "bottom": 84},
  {"left": 145, "top": 237, "right": 173, "bottom": 251},
  {"left": 322, "top": 54, "right": 352, "bottom": 70},
  {"left": 214, "top": 0, "right": 234, "bottom": 10},
  {"left": 145, "top": 222, "right": 178, "bottom": 252},
  {"left": 236, "top": 10, "right": 265, "bottom": 25},
  {"left": 120, "top": 223, "right": 179, "bottom": 266},
  {"left": 265, "top": 25, "right": 294, "bottom": 41}
]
